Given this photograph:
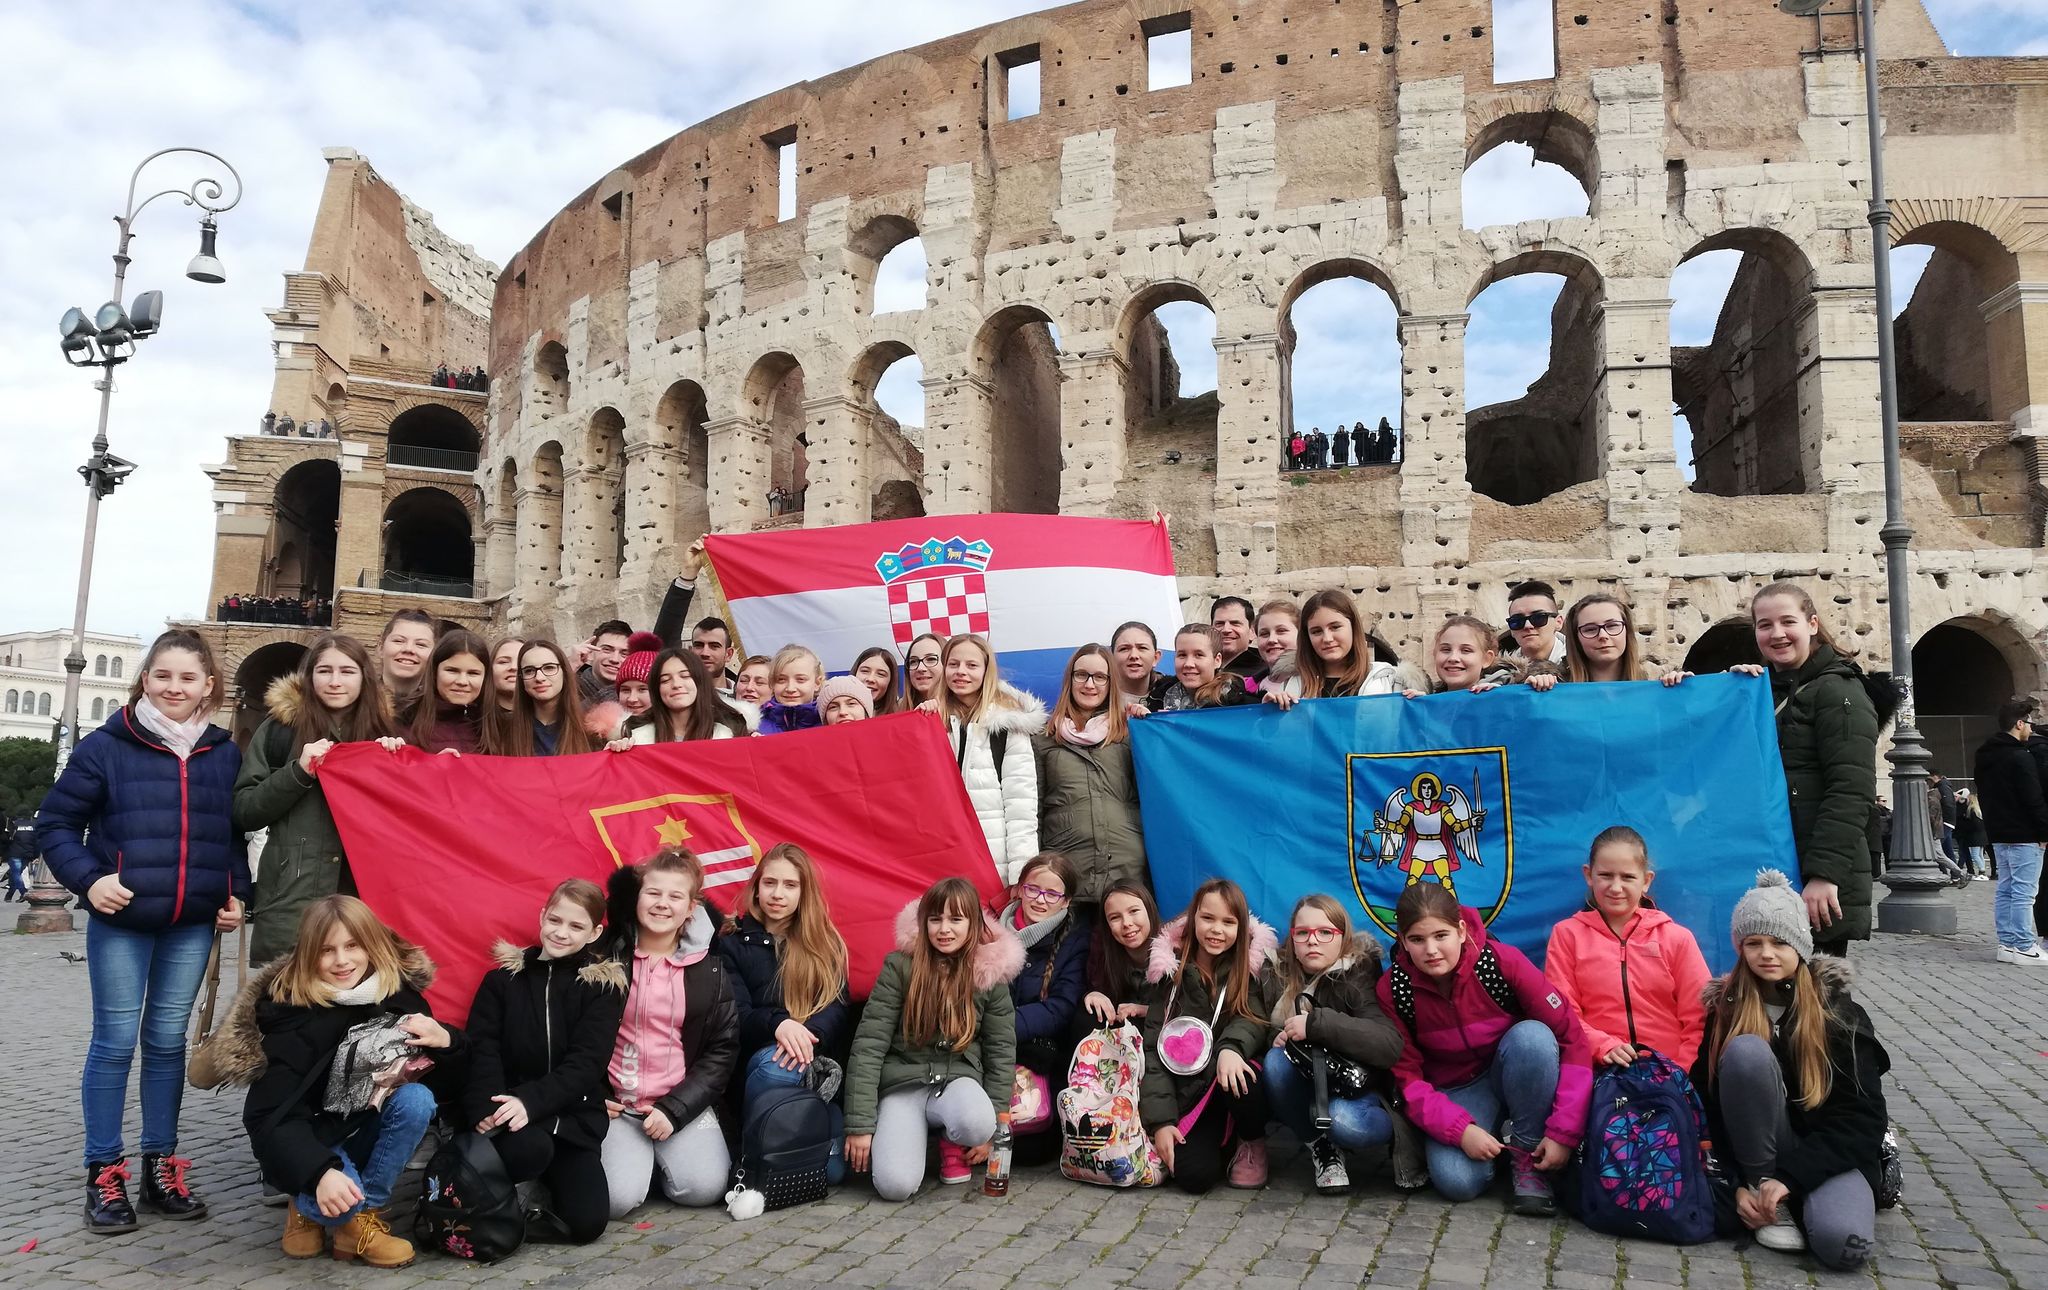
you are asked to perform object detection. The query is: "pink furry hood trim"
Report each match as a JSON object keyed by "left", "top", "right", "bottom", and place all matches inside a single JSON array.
[
  {"left": 892, "top": 899, "right": 1028, "bottom": 991},
  {"left": 1144, "top": 913, "right": 1281, "bottom": 984}
]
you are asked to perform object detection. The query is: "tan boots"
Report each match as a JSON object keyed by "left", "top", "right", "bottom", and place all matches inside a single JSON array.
[
  {"left": 331, "top": 1208, "right": 415, "bottom": 1268},
  {"left": 281, "top": 1207, "right": 325, "bottom": 1259}
]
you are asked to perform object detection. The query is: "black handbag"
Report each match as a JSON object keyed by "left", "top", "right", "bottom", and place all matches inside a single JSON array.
[
  {"left": 414, "top": 1131, "right": 525, "bottom": 1264},
  {"left": 1281, "top": 998, "right": 1370, "bottom": 1129},
  {"left": 734, "top": 1085, "right": 832, "bottom": 1211}
]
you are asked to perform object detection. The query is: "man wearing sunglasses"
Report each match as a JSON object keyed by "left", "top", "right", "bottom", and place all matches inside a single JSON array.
[{"left": 1504, "top": 579, "right": 1567, "bottom": 668}]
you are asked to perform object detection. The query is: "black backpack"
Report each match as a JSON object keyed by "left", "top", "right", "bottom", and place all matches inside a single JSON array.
[
  {"left": 414, "top": 1131, "right": 525, "bottom": 1264},
  {"left": 734, "top": 1085, "right": 832, "bottom": 1211}
]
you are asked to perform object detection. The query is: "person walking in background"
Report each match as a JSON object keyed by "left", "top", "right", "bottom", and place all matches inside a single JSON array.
[
  {"left": 1972, "top": 697, "right": 2048, "bottom": 966},
  {"left": 5, "top": 815, "right": 35, "bottom": 902}
]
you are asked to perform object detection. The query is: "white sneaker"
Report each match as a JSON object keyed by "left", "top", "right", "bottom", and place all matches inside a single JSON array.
[
  {"left": 1996, "top": 943, "right": 2048, "bottom": 966},
  {"left": 1755, "top": 1203, "right": 1806, "bottom": 1253}
]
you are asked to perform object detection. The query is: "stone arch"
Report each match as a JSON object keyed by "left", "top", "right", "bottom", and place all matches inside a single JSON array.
[
  {"left": 231, "top": 640, "right": 308, "bottom": 743},
  {"left": 1672, "top": 228, "right": 1821, "bottom": 498},
  {"left": 743, "top": 352, "right": 809, "bottom": 511},
  {"left": 533, "top": 340, "right": 569, "bottom": 420},
  {"left": 971, "top": 304, "right": 1063, "bottom": 516},
  {"left": 273, "top": 458, "right": 339, "bottom": 601},
  {"left": 1464, "top": 249, "right": 1606, "bottom": 505},
  {"left": 1463, "top": 97, "right": 1598, "bottom": 228},
  {"left": 850, "top": 340, "right": 929, "bottom": 521},
  {"left": 851, "top": 214, "right": 927, "bottom": 317},
  {"left": 1118, "top": 280, "right": 1215, "bottom": 424},
  {"left": 387, "top": 402, "right": 481, "bottom": 470},
  {"left": 1278, "top": 259, "right": 1406, "bottom": 460},
  {"left": 1681, "top": 618, "right": 1763, "bottom": 675},
  {"left": 653, "top": 380, "right": 711, "bottom": 553},
  {"left": 524, "top": 440, "right": 567, "bottom": 592},
  {"left": 575, "top": 407, "right": 628, "bottom": 581},
  {"left": 383, "top": 487, "right": 475, "bottom": 595},
  {"left": 1914, "top": 612, "right": 2043, "bottom": 779},
  {"left": 1889, "top": 211, "right": 2032, "bottom": 424}
]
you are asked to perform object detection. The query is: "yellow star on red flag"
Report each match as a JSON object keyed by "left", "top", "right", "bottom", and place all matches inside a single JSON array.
[{"left": 654, "top": 816, "right": 693, "bottom": 846}]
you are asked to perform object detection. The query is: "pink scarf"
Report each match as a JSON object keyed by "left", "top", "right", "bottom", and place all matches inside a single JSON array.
[{"left": 1058, "top": 715, "right": 1110, "bottom": 746}]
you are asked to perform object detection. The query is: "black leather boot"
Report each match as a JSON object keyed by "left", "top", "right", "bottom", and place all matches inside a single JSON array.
[
  {"left": 85, "top": 1159, "right": 138, "bottom": 1234},
  {"left": 139, "top": 1153, "right": 207, "bottom": 1220}
]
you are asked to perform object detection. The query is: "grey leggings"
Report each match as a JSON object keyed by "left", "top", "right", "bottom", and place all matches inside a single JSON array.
[
  {"left": 871, "top": 1078, "right": 997, "bottom": 1202},
  {"left": 601, "top": 1106, "right": 730, "bottom": 1217},
  {"left": 1716, "top": 1034, "right": 1877, "bottom": 1270}
]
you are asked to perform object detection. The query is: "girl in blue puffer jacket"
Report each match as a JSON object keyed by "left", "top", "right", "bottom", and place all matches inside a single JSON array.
[{"left": 38, "top": 630, "right": 248, "bottom": 1235}]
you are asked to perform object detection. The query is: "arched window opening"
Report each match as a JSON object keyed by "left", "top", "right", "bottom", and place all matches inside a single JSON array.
[
  {"left": 1117, "top": 287, "right": 1216, "bottom": 516},
  {"left": 1681, "top": 620, "right": 1762, "bottom": 676},
  {"left": 110, "top": 656, "right": 122, "bottom": 679},
  {"left": 1463, "top": 114, "right": 1594, "bottom": 230},
  {"left": 1672, "top": 232, "right": 1818, "bottom": 498},
  {"left": 382, "top": 488, "right": 475, "bottom": 597},
  {"left": 233, "top": 643, "right": 306, "bottom": 745},
  {"left": 387, "top": 404, "right": 481, "bottom": 472},
  {"left": 4, "top": 691, "right": 16, "bottom": 713},
  {"left": 91, "top": 697, "right": 104, "bottom": 721},
  {"left": 93, "top": 654, "right": 106, "bottom": 676},
  {"left": 1915, "top": 618, "right": 2029, "bottom": 780},
  {"left": 1465, "top": 257, "right": 1604, "bottom": 505},
  {"left": 533, "top": 341, "right": 570, "bottom": 419},
  {"left": 37, "top": 694, "right": 50, "bottom": 717},
  {"left": 654, "top": 381, "right": 712, "bottom": 555},
  {"left": 851, "top": 216, "right": 927, "bottom": 318},
  {"left": 527, "top": 442, "right": 567, "bottom": 590},
  {"left": 745, "top": 354, "right": 809, "bottom": 516},
  {"left": 972, "top": 306, "right": 1064, "bottom": 516},
  {"left": 1892, "top": 240, "right": 1989, "bottom": 422},
  {"left": 582, "top": 408, "right": 627, "bottom": 578},
  {"left": 1281, "top": 267, "right": 1403, "bottom": 471},
  {"left": 273, "top": 459, "right": 341, "bottom": 601},
  {"left": 853, "top": 343, "right": 929, "bottom": 521}
]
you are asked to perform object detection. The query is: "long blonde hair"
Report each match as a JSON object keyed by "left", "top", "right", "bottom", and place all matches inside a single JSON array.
[
  {"left": 1704, "top": 954, "right": 1835, "bottom": 1111},
  {"left": 937, "top": 634, "right": 1011, "bottom": 725},
  {"left": 740, "top": 843, "right": 849, "bottom": 1025},
  {"left": 1048, "top": 643, "right": 1128, "bottom": 744},
  {"left": 1276, "top": 893, "right": 1376, "bottom": 1002},
  {"left": 900, "top": 878, "right": 988, "bottom": 1052},
  {"left": 267, "top": 895, "right": 408, "bottom": 1008}
]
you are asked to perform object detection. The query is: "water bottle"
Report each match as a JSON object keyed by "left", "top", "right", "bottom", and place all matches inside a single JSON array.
[{"left": 982, "top": 1114, "right": 1013, "bottom": 1197}]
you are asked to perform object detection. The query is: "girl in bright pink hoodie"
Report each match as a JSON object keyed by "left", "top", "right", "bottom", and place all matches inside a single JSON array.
[
  {"left": 1376, "top": 883, "right": 1592, "bottom": 1215},
  {"left": 1543, "top": 826, "right": 1711, "bottom": 1069}
]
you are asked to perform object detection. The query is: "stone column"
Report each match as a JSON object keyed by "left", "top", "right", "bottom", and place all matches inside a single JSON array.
[
  {"left": 512, "top": 483, "right": 563, "bottom": 632},
  {"left": 1213, "top": 332, "right": 1285, "bottom": 580},
  {"left": 705, "top": 414, "right": 773, "bottom": 532},
  {"left": 1057, "top": 350, "right": 1129, "bottom": 516},
  {"left": 621, "top": 440, "right": 683, "bottom": 593},
  {"left": 482, "top": 513, "right": 516, "bottom": 601},
  {"left": 1398, "top": 313, "right": 1474, "bottom": 566},
  {"left": 1593, "top": 284, "right": 1684, "bottom": 561},
  {"left": 1795, "top": 290, "right": 1888, "bottom": 553},
  {"left": 920, "top": 373, "right": 995, "bottom": 516},
  {"left": 801, "top": 394, "right": 873, "bottom": 528},
  {"left": 558, "top": 465, "right": 609, "bottom": 593}
]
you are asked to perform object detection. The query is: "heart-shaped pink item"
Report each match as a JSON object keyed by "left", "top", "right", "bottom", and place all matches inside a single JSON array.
[{"left": 1161, "top": 1029, "right": 1206, "bottom": 1070}]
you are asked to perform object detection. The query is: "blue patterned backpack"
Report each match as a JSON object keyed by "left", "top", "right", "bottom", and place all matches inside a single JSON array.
[{"left": 1561, "top": 1051, "right": 1723, "bottom": 1244}]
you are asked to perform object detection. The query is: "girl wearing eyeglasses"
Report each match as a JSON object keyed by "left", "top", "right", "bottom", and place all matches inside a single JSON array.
[
  {"left": 1524, "top": 594, "right": 1688, "bottom": 692},
  {"left": 1036, "top": 645, "right": 1149, "bottom": 908},
  {"left": 1262, "top": 895, "right": 1413, "bottom": 1195},
  {"left": 901, "top": 633, "right": 946, "bottom": 709},
  {"left": 993, "top": 853, "right": 1092, "bottom": 1158},
  {"left": 496, "top": 640, "right": 596, "bottom": 756}
]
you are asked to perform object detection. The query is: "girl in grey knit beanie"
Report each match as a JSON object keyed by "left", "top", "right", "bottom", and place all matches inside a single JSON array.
[{"left": 1729, "top": 869, "right": 1813, "bottom": 962}]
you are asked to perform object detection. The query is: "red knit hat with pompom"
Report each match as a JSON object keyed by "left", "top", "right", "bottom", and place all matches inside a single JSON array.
[{"left": 615, "top": 631, "right": 665, "bottom": 687}]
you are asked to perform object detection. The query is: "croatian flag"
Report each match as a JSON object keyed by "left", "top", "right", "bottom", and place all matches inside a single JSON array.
[{"left": 703, "top": 514, "right": 1183, "bottom": 702}]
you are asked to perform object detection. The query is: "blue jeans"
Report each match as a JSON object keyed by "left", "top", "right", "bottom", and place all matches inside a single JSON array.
[
  {"left": 1424, "top": 1020, "right": 1561, "bottom": 1202},
  {"left": 1260, "top": 1045, "right": 1393, "bottom": 1152},
  {"left": 294, "top": 1083, "right": 436, "bottom": 1225},
  {"left": 6, "top": 858, "right": 25, "bottom": 897},
  {"left": 82, "top": 918, "right": 216, "bottom": 1166},
  {"left": 744, "top": 1047, "right": 846, "bottom": 1185},
  {"left": 1993, "top": 842, "right": 2044, "bottom": 950}
]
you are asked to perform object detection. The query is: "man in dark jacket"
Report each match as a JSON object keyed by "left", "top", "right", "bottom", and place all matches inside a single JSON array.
[
  {"left": 4, "top": 816, "right": 32, "bottom": 901},
  {"left": 1972, "top": 697, "right": 2048, "bottom": 966}
]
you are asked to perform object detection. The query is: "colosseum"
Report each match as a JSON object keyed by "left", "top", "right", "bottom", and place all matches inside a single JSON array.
[{"left": 195, "top": 0, "right": 2046, "bottom": 777}]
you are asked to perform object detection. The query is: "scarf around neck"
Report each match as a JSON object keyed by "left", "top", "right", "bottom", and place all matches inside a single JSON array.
[
  {"left": 1058, "top": 714, "right": 1110, "bottom": 746},
  {"left": 133, "top": 696, "right": 211, "bottom": 761},
  {"left": 1003, "top": 900, "right": 1068, "bottom": 951}
]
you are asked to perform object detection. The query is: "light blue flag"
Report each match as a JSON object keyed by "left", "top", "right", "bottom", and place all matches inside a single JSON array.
[{"left": 1130, "top": 673, "right": 1794, "bottom": 974}]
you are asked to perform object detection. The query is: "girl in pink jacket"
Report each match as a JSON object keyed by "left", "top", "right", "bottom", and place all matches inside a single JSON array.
[
  {"left": 1375, "top": 883, "right": 1593, "bottom": 1215},
  {"left": 1543, "top": 826, "right": 1711, "bottom": 1069}
]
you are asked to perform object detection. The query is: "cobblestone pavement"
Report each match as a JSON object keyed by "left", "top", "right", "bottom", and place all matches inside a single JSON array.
[{"left": 0, "top": 883, "right": 2042, "bottom": 1288}]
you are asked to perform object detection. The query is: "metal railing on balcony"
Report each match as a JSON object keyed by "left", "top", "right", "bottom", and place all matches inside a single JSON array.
[
  {"left": 379, "top": 571, "right": 475, "bottom": 598},
  {"left": 387, "top": 443, "right": 479, "bottom": 472}
]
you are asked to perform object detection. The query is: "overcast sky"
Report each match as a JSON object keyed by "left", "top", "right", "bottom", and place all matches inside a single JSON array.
[{"left": 0, "top": 0, "right": 2039, "bottom": 646}]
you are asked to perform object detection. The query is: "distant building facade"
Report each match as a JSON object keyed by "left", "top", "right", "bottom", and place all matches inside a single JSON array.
[{"left": 0, "top": 631, "right": 143, "bottom": 742}]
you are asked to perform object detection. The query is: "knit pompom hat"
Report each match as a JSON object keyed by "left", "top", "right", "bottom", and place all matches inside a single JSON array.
[
  {"left": 615, "top": 631, "right": 665, "bottom": 687},
  {"left": 1729, "top": 868, "right": 1813, "bottom": 963},
  {"left": 817, "top": 675, "right": 875, "bottom": 720}
]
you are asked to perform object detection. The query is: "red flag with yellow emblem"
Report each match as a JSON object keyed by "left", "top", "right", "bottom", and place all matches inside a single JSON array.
[{"left": 318, "top": 713, "right": 1002, "bottom": 1023}]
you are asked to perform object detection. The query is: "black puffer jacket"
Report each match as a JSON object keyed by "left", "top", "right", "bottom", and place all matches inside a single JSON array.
[
  {"left": 1769, "top": 646, "right": 1882, "bottom": 941},
  {"left": 461, "top": 941, "right": 627, "bottom": 1150},
  {"left": 603, "top": 867, "right": 738, "bottom": 1131},
  {"left": 716, "top": 912, "right": 850, "bottom": 1060},
  {"left": 1138, "top": 916, "right": 1281, "bottom": 1130},
  {"left": 1693, "top": 957, "right": 1889, "bottom": 1201},
  {"left": 1973, "top": 731, "right": 2048, "bottom": 844},
  {"left": 1267, "top": 941, "right": 1404, "bottom": 1076}
]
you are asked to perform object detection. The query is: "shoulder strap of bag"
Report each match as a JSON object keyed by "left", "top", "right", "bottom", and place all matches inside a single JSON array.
[
  {"left": 264, "top": 718, "right": 294, "bottom": 768},
  {"left": 955, "top": 724, "right": 1009, "bottom": 783}
]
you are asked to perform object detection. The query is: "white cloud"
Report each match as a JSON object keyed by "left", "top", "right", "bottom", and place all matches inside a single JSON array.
[
  {"left": 874, "top": 354, "right": 926, "bottom": 428},
  {"left": 1153, "top": 302, "right": 1218, "bottom": 397},
  {"left": 1465, "top": 275, "right": 1566, "bottom": 409},
  {"left": 1489, "top": 0, "right": 1558, "bottom": 84},
  {"left": 873, "top": 239, "right": 929, "bottom": 315},
  {"left": 1463, "top": 143, "right": 1588, "bottom": 230}
]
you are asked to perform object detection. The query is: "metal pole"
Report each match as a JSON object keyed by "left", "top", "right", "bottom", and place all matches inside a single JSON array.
[{"left": 1857, "top": 0, "right": 1957, "bottom": 933}]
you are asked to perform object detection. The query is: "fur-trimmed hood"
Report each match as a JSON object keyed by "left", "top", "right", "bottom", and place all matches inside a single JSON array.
[
  {"left": 1144, "top": 912, "right": 1282, "bottom": 984},
  {"left": 1267, "top": 941, "right": 1384, "bottom": 1029},
  {"left": 1699, "top": 953, "right": 1854, "bottom": 1011},
  {"left": 977, "top": 680, "right": 1048, "bottom": 735},
  {"left": 207, "top": 938, "right": 437, "bottom": 1088},
  {"left": 490, "top": 939, "right": 628, "bottom": 992},
  {"left": 891, "top": 899, "right": 1028, "bottom": 991},
  {"left": 264, "top": 672, "right": 305, "bottom": 725}
]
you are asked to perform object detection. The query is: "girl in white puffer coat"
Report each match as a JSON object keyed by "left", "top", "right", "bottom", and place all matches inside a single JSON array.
[{"left": 931, "top": 634, "right": 1046, "bottom": 883}]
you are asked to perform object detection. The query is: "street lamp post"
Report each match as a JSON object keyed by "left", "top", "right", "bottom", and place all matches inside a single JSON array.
[
  {"left": 1778, "top": 0, "right": 1955, "bottom": 933},
  {"left": 19, "top": 149, "right": 242, "bottom": 935}
]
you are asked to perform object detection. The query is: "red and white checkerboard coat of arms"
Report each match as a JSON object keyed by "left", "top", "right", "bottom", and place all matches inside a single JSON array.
[{"left": 877, "top": 537, "right": 995, "bottom": 651}]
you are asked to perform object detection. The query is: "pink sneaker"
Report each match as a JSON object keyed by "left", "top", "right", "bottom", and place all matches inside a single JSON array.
[
  {"left": 1228, "top": 1138, "right": 1268, "bottom": 1188},
  {"left": 937, "top": 1138, "right": 972, "bottom": 1185}
]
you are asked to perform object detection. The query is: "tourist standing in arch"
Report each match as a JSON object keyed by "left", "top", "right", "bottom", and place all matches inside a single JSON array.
[{"left": 1332, "top": 423, "right": 1351, "bottom": 469}]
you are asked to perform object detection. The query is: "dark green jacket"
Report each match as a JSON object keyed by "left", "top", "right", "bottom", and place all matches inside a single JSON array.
[
  {"left": 1770, "top": 645, "right": 1880, "bottom": 941},
  {"left": 233, "top": 676, "right": 355, "bottom": 966},
  {"left": 1139, "top": 915, "right": 1282, "bottom": 1130},
  {"left": 843, "top": 909, "right": 1025, "bottom": 1135},
  {"left": 1033, "top": 733, "right": 1149, "bottom": 903}
]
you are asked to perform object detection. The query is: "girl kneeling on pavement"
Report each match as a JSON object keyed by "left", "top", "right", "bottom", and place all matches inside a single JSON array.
[
  {"left": 1378, "top": 883, "right": 1592, "bottom": 1214},
  {"left": 462, "top": 879, "right": 626, "bottom": 1245},
  {"left": 600, "top": 847, "right": 738, "bottom": 1216},
  {"left": 1694, "top": 870, "right": 1890, "bottom": 1271},
  {"left": 1142, "top": 878, "right": 1280, "bottom": 1193},
  {"left": 1264, "top": 894, "right": 1419, "bottom": 1194},
  {"left": 845, "top": 878, "right": 1023, "bottom": 1200},
  {"left": 718, "top": 843, "right": 852, "bottom": 1183},
  {"left": 228, "top": 895, "right": 459, "bottom": 1269}
]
